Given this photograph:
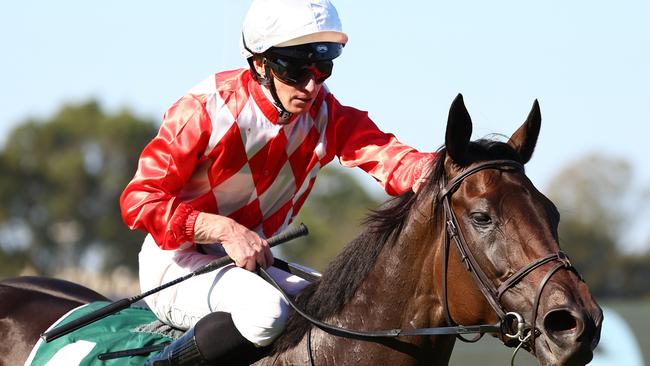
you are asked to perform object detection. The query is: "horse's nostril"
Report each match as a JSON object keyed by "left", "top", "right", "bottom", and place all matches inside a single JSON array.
[{"left": 544, "top": 309, "right": 579, "bottom": 334}]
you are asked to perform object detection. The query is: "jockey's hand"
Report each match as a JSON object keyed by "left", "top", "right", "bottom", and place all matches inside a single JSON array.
[{"left": 194, "top": 212, "right": 273, "bottom": 271}]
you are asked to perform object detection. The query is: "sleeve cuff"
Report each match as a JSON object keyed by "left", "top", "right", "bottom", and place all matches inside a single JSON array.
[
  {"left": 164, "top": 203, "right": 198, "bottom": 250},
  {"left": 184, "top": 209, "right": 200, "bottom": 243}
]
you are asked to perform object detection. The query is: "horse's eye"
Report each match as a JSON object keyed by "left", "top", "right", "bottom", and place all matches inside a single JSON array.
[{"left": 470, "top": 212, "right": 492, "bottom": 226}]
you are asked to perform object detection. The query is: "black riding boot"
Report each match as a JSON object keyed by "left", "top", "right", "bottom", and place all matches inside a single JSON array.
[
  {"left": 145, "top": 311, "right": 270, "bottom": 366},
  {"left": 144, "top": 327, "right": 205, "bottom": 366}
]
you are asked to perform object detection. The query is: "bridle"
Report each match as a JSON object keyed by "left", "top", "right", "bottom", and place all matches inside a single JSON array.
[
  {"left": 257, "top": 159, "right": 583, "bottom": 360},
  {"left": 438, "top": 159, "right": 583, "bottom": 351}
]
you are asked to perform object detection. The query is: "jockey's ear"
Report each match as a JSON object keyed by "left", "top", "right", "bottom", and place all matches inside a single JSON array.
[
  {"left": 445, "top": 94, "right": 472, "bottom": 166},
  {"left": 508, "top": 100, "right": 541, "bottom": 164}
]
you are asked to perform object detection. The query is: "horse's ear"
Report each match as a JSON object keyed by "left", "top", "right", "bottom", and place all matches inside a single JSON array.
[
  {"left": 445, "top": 94, "right": 473, "bottom": 165},
  {"left": 508, "top": 99, "right": 541, "bottom": 164}
]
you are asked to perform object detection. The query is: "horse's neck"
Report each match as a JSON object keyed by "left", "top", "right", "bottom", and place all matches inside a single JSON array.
[
  {"left": 352, "top": 245, "right": 431, "bottom": 329},
  {"left": 263, "top": 220, "right": 454, "bottom": 365},
  {"left": 305, "top": 224, "right": 453, "bottom": 365},
  {"left": 338, "top": 235, "right": 440, "bottom": 330}
]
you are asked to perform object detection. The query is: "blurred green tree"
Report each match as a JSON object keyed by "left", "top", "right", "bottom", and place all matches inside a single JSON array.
[
  {"left": 0, "top": 101, "right": 158, "bottom": 276},
  {"left": 544, "top": 153, "right": 641, "bottom": 297},
  {"left": 281, "top": 167, "right": 383, "bottom": 271}
]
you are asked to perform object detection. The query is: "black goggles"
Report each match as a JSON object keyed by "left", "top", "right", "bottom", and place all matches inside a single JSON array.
[{"left": 265, "top": 56, "right": 334, "bottom": 85}]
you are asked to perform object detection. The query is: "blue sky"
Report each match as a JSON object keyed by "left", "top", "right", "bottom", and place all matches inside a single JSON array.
[{"left": 2, "top": 1, "right": 649, "bottom": 249}]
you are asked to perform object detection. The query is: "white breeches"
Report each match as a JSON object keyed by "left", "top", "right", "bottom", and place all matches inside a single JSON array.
[{"left": 138, "top": 235, "right": 310, "bottom": 347}]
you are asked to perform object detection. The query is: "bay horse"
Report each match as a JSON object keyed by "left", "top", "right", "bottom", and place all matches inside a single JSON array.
[{"left": 1, "top": 94, "right": 602, "bottom": 366}]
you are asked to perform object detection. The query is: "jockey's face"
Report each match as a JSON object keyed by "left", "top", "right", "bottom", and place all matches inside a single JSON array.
[{"left": 254, "top": 57, "right": 323, "bottom": 115}]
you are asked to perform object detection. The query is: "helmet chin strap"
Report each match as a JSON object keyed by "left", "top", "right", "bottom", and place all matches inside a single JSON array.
[
  {"left": 262, "top": 61, "right": 293, "bottom": 123},
  {"left": 243, "top": 35, "right": 293, "bottom": 123}
]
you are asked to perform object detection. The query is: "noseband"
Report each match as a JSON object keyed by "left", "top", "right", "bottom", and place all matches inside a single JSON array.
[{"left": 439, "top": 159, "right": 583, "bottom": 350}]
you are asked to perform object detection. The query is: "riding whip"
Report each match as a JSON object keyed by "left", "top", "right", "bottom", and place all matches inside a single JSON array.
[{"left": 41, "top": 223, "right": 309, "bottom": 343}]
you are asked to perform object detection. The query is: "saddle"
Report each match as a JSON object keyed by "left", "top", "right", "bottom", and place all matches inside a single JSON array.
[{"left": 26, "top": 302, "right": 180, "bottom": 366}]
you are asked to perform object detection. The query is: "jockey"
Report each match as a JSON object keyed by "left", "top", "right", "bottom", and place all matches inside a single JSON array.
[{"left": 120, "top": 0, "right": 435, "bottom": 364}]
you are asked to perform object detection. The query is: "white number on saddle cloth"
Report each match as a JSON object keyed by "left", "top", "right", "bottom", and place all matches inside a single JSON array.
[{"left": 44, "top": 340, "right": 95, "bottom": 366}]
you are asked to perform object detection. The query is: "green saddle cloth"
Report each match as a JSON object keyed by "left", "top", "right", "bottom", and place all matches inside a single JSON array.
[{"left": 27, "top": 301, "right": 178, "bottom": 366}]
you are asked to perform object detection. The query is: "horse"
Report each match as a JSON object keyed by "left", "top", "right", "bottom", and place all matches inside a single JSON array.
[{"left": 1, "top": 94, "right": 602, "bottom": 366}]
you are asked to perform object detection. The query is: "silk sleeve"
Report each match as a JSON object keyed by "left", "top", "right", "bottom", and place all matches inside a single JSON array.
[
  {"left": 119, "top": 95, "right": 211, "bottom": 250},
  {"left": 328, "top": 95, "right": 436, "bottom": 196}
]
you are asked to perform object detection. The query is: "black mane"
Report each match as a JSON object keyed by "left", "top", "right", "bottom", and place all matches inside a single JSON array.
[{"left": 271, "top": 138, "right": 522, "bottom": 353}]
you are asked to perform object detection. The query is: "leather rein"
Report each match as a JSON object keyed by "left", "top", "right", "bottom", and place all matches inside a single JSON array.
[{"left": 258, "top": 159, "right": 582, "bottom": 353}]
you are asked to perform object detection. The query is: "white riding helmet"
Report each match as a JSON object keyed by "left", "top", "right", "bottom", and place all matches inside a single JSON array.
[{"left": 241, "top": 0, "right": 348, "bottom": 58}]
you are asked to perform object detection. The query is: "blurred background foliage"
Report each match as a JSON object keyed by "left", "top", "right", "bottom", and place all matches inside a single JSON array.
[
  {"left": 0, "top": 100, "right": 649, "bottom": 300},
  {"left": 0, "top": 101, "right": 156, "bottom": 280}
]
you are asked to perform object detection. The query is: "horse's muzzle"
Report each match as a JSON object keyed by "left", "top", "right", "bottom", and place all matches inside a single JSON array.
[{"left": 538, "top": 305, "right": 603, "bottom": 366}]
